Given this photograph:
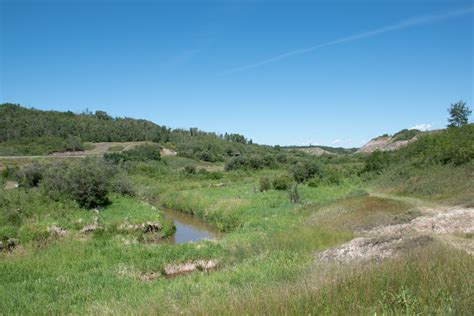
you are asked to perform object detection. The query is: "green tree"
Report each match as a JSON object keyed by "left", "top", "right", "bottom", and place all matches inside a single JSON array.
[{"left": 448, "top": 101, "right": 471, "bottom": 127}]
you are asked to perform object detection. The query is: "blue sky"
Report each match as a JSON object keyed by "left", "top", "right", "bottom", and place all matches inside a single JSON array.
[{"left": 1, "top": 0, "right": 473, "bottom": 147}]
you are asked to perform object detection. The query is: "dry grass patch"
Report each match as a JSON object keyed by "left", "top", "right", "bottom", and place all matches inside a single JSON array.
[{"left": 308, "top": 196, "right": 418, "bottom": 232}]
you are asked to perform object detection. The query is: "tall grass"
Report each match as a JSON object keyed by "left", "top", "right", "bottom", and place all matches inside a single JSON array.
[{"left": 180, "top": 243, "right": 473, "bottom": 315}]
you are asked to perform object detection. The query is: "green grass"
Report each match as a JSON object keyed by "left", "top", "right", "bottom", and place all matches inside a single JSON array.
[
  {"left": 180, "top": 243, "right": 473, "bottom": 315},
  {"left": 373, "top": 162, "right": 474, "bottom": 205},
  {"left": 1, "top": 154, "right": 472, "bottom": 314},
  {"left": 306, "top": 195, "right": 419, "bottom": 232},
  {"left": 0, "top": 189, "right": 174, "bottom": 244}
]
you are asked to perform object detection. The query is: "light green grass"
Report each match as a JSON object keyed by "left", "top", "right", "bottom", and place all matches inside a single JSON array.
[{"left": 1, "top": 156, "right": 472, "bottom": 314}]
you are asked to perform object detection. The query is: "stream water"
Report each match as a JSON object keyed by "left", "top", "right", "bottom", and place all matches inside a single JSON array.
[{"left": 162, "top": 208, "right": 220, "bottom": 244}]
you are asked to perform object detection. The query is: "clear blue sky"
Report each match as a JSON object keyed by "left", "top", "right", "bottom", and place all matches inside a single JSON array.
[{"left": 1, "top": 0, "right": 473, "bottom": 147}]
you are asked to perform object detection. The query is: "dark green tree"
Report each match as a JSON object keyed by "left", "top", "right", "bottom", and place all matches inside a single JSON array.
[{"left": 448, "top": 101, "right": 471, "bottom": 127}]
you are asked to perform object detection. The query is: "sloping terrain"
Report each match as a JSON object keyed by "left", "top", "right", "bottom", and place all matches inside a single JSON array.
[
  {"left": 291, "top": 147, "right": 335, "bottom": 156},
  {"left": 286, "top": 146, "right": 357, "bottom": 156},
  {"left": 357, "top": 135, "right": 418, "bottom": 153},
  {"left": 318, "top": 202, "right": 474, "bottom": 263}
]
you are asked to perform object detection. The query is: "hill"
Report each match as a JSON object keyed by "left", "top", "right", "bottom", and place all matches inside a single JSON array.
[
  {"left": 285, "top": 145, "right": 357, "bottom": 156},
  {"left": 357, "top": 129, "right": 423, "bottom": 153},
  {"left": 0, "top": 104, "right": 273, "bottom": 161}
]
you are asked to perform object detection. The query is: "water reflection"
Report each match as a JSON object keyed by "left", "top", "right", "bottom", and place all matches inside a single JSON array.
[{"left": 163, "top": 208, "right": 220, "bottom": 244}]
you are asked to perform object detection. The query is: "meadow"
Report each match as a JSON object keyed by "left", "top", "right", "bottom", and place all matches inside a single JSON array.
[{"left": 0, "top": 105, "right": 473, "bottom": 315}]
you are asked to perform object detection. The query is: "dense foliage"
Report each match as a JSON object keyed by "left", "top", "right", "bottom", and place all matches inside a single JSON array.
[
  {"left": 291, "top": 160, "right": 322, "bottom": 183},
  {"left": 42, "top": 159, "right": 117, "bottom": 208},
  {"left": 447, "top": 101, "right": 471, "bottom": 127},
  {"left": 0, "top": 104, "right": 275, "bottom": 160},
  {"left": 362, "top": 124, "right": 474, "bottom": 173},
  {"left": 0, "top": 103, "right": 170, "bottom": 144}
]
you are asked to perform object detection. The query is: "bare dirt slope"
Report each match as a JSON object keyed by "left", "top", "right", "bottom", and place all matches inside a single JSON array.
[
  {"left": 317, "top": 198, "right": 474, "bottom": 263},
  {"left": 357, "top": 136, "right": 418, "bottom": 153},
  {"left": 293, "top": 147, "right": 335, "bottom": 156}
]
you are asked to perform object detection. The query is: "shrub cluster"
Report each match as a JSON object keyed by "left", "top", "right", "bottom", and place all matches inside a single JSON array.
[
  {"left": 362, "top": 151, "right": 393, "bottom": 174},
  {"left": 291, "top": 160, "right": 322, "bottom": 183},
  {"left": 362, "top": 124, "right": 474, "bottom": 174},
  {"left": 8, "top": 158, "right": 137, "bottom": 209},
  {"left": 259, "top": 176, "right": 271, "bottom": 192},
  {"left": 225, "top": 154, "right": 278, "bottom": 171},
  {"left": 41, "top": 159, "right": 117, "bottom": 208},
  {"left": 272, "top": 174, "right": 293, "bottom": 190}
]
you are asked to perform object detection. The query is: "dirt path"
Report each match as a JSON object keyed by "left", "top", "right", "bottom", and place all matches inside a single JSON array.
[{"left": 317, "top": 195, "right": 474, "bottom": 263}]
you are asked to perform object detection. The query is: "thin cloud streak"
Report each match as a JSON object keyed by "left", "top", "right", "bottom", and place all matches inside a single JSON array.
[{"left": 225, "top": 7, "right": 474, "bottom": 74}]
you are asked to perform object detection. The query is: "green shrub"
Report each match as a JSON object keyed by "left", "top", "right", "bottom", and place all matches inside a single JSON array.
[
  {"left": 110, "top": 174, "right": 136, "bottom": 196},
  {"left": 17, "top": 163, "right": 45, "bottom": 187},
  {"left": 65, "top": 135, "right": 84, "bottom": 151},
  {"left": 41, "top": 159, "right": 116, "bottom": 208},
  {"left": 323, "top": 168, "right": 343, "bottom": 185},
  {"left": 259, "top": 176, "right": 272, "bottom": 192},
  {"left": 1, "top": 165, "right": 19, "bottom": 180},
  {"left": 288, "top": 183, "right": 300, "bottom": 203},
  {"left": 307, "top": 178, "right": 321, "bottom": 188},
  {"left": 363, "top": 151, "right": 392, "bottom": 174},
  {"left": 184, "top": 165, "right": 197, "bottom": 174},
  {"left": 401, "top": 124, "right": 474, "bottom": 166},
  {"left": 291, "top": 160, "right": 322, "bottom": 183},
  {"left": 272, "top": 174, "right": 293, "bottom": 190}
]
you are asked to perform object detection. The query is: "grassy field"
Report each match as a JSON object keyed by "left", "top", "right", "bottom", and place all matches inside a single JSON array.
[{"left": 1, "top": 137, "right": 473, "bottom": 314}]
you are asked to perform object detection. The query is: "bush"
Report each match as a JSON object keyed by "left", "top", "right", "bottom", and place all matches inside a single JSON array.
[
  {"left": 307, "top": 178, "right": 321, "bottom": 188},
  {"left": 259, "top": 176, "right": 272, "bottom": 192},
  {"left": 363, "top": 151, "right": 392, "bottom": 174},
  {"left": 65, "top": 135, "right": 84, "bottom": 151},
  {"left": 272, "top": 174, "right": 293, "bottom": 190},
  {"left": 17, "top": 163, "right": 45, "bottom": 187},
  {"left": 184, "top": 165, "right": 197, "bottom": 174},
  {"left": 288, "top": 183, "right": 300, "bottom": 203},
  {"left": 110, "top": 174, "right": 136, "bottom": 196},
  {"left": 401, "top": 124, "right": 473, "bottom": 166},
  {"left": 225, "top": 154, "right": 275, "bottom": 171},
  {"left": 291, "top": 160, "right": 322, "bottom": 183},
  {"left": 42, "top": 159, "right": 116, "bottom": 208},
  {"left": 1, "top": 165, "right": 19, "bottom": 180}
]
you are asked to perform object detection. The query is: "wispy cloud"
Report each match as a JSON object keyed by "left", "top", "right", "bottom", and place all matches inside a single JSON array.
[
  {"left": 410, "top": 123, "right": 433, "bottom": 131},
  {"left": 162, "top": 49, "right": 199, "bottom": 68},
  {"left": 226, "top": 6, "right": 473, "bottom": 74},
  {"left": 331, "top": 139, "right": 342, "bottom": 145}
]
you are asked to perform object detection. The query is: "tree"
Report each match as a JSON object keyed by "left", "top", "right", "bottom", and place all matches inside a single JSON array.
[{"left": 448, "top": 101, "right": 471, "bottom": 127}]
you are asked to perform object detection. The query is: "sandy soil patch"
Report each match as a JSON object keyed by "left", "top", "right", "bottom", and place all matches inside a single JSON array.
[{"left": 317, "top": 206, "right": 474, "bottom": 262}]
